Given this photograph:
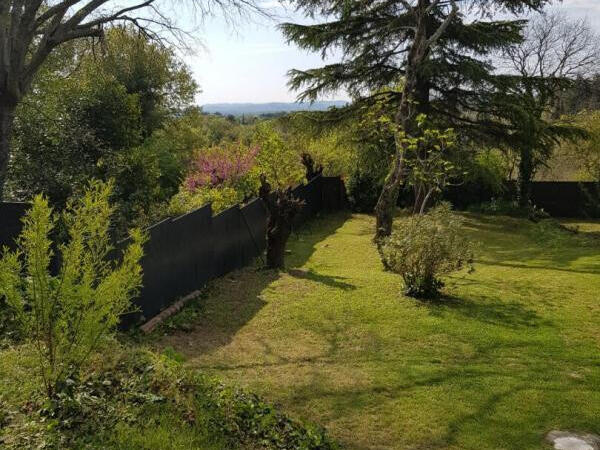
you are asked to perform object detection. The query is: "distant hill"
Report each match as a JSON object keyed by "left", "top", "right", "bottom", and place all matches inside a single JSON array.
[{"left": 201, "top": 101, "right": 348, "bottom": 116}]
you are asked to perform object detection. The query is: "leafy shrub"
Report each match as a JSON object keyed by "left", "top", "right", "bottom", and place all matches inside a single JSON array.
[
  {"left": 167, "top": 140, "right": 263, "bottom": 218},
  {"left": 253, "top": 122, "right": 306, "bottom": 190},
  {"left": 0, "top": 181, "right": 145, "bottom": 398},
  {"left": 347, "top": 169, "right": 382, "bottom": 213},
  {"left": 168, "top": 185, "right": 246, "bottom": 216},
  {"left": 0, "top": 298, "right": 20, "bottom": 347},
  {"left": 379, "top": 203, "right": 474, "bottom": 298},
  {"left": 465, "top": 150, "right": 509, "bottom": 196}
]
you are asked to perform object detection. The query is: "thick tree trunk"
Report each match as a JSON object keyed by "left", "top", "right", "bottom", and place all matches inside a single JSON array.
[
  {"left": 518, "top": 146, "right": 534, "bottom": 209},
  {"left": 259, "top": 176, "right": 304, "bottom": 269},
  {"left": 0, "top": 103, "right": 16, "bottom": 200},
  {"left": 266, "top": 221, "right": 291, "bottom": 269}
]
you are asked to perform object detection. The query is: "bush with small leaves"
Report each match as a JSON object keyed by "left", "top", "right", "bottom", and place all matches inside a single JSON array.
[
  {"left": 379, "top": 203, "right": 474, "bottom": 298},
  {"left": 0, "top": 181, "right": 145, "bottom": 399}
]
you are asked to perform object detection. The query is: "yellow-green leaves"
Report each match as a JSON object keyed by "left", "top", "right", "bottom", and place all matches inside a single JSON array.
[
  {"left": 253, "top": 122, "right": 306, "bottom": 190},
  {"left": 0, "top": 181, "right": 146, "bottom": 398}
]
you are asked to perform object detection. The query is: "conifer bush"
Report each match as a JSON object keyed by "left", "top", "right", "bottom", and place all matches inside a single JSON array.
[
  {"left": 379, "top": 203, "right": 473, "bottom": 298},
  {"left": 0, "top": 181, "right": 145, "bottom": 398}
]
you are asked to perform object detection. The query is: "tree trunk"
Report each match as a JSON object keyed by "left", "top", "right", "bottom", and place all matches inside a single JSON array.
[
  {"left": 374, "top": 153, "right": 404, "bottom": 240},
  {"left": 412, "top": 183, "right": 424, "bottom": 215},
  {"left": 0, "top": 103, "right": 16, "bottom": 200},
  {"left": 518, "top": 146, "right": 534, "bottom": 209},
  {"left": 266, "top": 221, "right": 291, "bottom": 269},
  {"left": 374, "top": 4, "right": 430, "bottom": 241},
  {"left": 373, "top": 0, "right": 457, "bottom": 241},
  {"left": 259, "top": 176, "right": 304, "bottom": 269}
]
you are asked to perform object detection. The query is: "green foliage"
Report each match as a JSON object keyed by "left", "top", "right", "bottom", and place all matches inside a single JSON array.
[
  {"left": 346, "top": 169, "right": 382, "bottom": 213},
  {"left": 560, "top": 111, "right": 600, "bottom": 181},
  {"left": 403, "top": 116, "right": 462, "bottom": 213},
  {"left": 6, "top": 27, "right": 198, "bottom": 230},
  {"left": 379, "top": 204, "right": 474, "bottom": 298},
  {"left": 464, "top": 149, "right": 509, "bottom": 196},
  {"left": 0, "top": 181, "right": 145, "bottom": 398},
  {"left": 168, "top": 186, "right": 246, "bottom": 217},
  {"left": 91, "top": 26, "right": 197, "bottom": 137},
  {"left": 200, "top": 380, "right": 338, "bottom": 449},
  {"left": 253, "top": 122, "right": 306, "bottom": 190},
  {"left": 0, "top": 344, "right": 336, "bottom": 449}
]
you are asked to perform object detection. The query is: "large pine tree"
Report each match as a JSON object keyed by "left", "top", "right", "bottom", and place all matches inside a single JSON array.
[{"left": 282, "top": 0, "right": 554, "bottom": 239}]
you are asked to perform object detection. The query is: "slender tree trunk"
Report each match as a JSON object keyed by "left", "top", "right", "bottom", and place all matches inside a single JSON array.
[
  {"left": 419, "top": 188, "right": 434, "bottom": 215},
  {"left": 518, "top": 146, "right": 534, "bottom": 209},
  {"left": 373, "top": 0, "right": 457, "bottom": 241},
  {"left": 374, "top": 3, "right": 429, "bottom": 241},
  {"left": 0, "top": 103, "right": 16, "bottom": 200},
  {"left": 413, "top": 183, "right": 424, "bottom": 214},
  {"left": 374, "top": 151, "right": 405, "bottom": 240},
  {"left": 374, "top": 47, "right": 423, "bottom": 241}
]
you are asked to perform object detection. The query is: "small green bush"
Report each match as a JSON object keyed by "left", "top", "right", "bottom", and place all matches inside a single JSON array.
[
  {"left": 0, "top": 181, "right": 145, "bottom": 398},
  {"left": 379, "top": 203, "right": 474, "bottom": 298}
]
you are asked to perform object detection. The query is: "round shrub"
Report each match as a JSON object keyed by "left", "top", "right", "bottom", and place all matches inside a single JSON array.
[{"left": 379, "top": 203, "right": 474, "bottom": 298}]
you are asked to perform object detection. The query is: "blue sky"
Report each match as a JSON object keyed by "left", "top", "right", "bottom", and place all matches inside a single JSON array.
[{"left": 183, "top": 0, "right": 600, "bottom": 105}]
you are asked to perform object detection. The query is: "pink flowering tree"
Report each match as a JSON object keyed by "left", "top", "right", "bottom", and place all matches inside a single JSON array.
[
  {"left": 168, "top": 141, "right": 262, "bottom": 217},
  {"left": 185, "top": 142, "right": 259, "bottom": 194}
]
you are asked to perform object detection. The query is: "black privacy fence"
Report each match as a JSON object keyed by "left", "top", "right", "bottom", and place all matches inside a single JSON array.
[
  {"left": 0, "top": 176, "right": 347, "bottom": 325},
  {"left": 399, "top": 181, "right": 600, "bottom": 218}
]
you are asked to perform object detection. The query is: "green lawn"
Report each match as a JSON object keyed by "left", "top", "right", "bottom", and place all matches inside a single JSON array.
[{"left": 157, "top": 212, "right": 600, "bottom": 450}]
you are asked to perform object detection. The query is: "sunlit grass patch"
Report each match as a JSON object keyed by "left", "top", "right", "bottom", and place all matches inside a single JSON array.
[{"left": 156, "top": 212, "right": 600, "bottom": 449}]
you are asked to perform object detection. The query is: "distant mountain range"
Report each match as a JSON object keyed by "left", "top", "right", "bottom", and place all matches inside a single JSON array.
[{"left": 201, "top": 101, "right": 348, "bottom": 116}]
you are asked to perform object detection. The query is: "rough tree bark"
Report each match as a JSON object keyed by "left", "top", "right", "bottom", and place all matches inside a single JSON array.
[
  {"left": 259, "top": 175, "right": 304, "bottom": 269},
  {"left": 0, "top": 103, "right": 16, "bottom": 200},
  {"left": 373, "top": 0, "right": 457, "bottom": 241}
]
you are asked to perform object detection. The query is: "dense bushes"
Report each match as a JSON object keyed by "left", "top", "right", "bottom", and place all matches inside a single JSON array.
[
  {"left": 6, "top": 27, "right": 198, "bottom": 231},
  {"left": 379, "top": 203, "right": 474, "bottom": 298}
]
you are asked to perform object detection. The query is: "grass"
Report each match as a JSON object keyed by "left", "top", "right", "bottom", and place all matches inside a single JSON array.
[{"left": 155, "top": 212, "right": 600, "bottom": 450}]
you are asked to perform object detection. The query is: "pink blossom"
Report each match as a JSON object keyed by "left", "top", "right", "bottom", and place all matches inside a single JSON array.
[{"left": 185, "top": 143, "right": 259, "bottom": 192}]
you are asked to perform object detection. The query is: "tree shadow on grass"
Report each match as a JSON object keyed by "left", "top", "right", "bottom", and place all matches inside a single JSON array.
[
  {"left": 155, "top": 211, "right": 352, "bottom": 357},
  {"left": 287, "top": 268, "right": 356, "bottom": 291},
  {"left": 424, "top": 295, "right": 545, "bottom": 329},
  {"left": 287, "top": 211, "right": 353, "bottom": 268},
  {"left": 475, "top": 259, "right": 600, "bottom": 276},
  {"left": 460, "top": 213, "right": 600, "bottom": 274}
]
